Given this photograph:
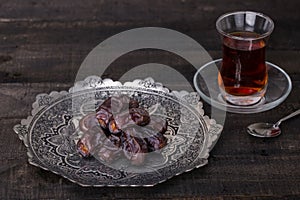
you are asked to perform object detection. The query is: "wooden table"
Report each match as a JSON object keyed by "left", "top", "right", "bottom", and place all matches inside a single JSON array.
[{"left": 1, "top": 0, "right": 299, "bottom": 199}]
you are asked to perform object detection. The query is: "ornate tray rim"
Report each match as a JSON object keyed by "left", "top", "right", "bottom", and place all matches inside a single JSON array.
[{"left": 13, "top": 76, "right": 223, "bottom": 187}]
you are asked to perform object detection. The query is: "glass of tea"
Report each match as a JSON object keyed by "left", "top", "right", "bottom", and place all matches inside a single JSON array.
[{"left": 216, "top": 11, "right": 274, "bottom": 106}]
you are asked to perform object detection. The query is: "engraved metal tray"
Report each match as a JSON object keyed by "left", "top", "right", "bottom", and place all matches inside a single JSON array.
[{"left": 13, "top": 76, "right": 223, "bottom": 187}]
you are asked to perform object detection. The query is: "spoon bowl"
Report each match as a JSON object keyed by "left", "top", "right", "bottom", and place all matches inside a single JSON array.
[{"left": 247, "top": 122, "right": 281, "bottom": 137}]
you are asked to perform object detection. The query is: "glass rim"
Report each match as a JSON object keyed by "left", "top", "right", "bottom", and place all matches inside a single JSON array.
[{"left": 216, "top": 11, "right": 275, "bottom": 41}]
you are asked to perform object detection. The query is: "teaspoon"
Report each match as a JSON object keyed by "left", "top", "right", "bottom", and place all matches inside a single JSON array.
[{"left": 247, "top": 109, "right": 300, "bottom": 137}]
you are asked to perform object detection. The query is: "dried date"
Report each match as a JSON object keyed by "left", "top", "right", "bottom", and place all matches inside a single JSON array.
[{"left": 79, "top": 95, "right": 169, "bottom": 166}]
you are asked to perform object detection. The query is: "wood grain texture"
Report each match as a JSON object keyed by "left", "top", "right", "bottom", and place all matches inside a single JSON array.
[{"left": 0, "top": 0, "right": 300, "bottom": 199}]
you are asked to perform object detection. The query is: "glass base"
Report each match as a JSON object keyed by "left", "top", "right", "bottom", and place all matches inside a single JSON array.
[
  {"left": 220, "top": 87, "right": 266, "bottom": 106},
  {"left": 221, "top": 93, "right": 263, "bottom": 106}
]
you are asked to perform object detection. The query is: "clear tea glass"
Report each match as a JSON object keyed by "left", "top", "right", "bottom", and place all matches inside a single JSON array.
[{"left": 216, "top": 11, "right": 274, "bottom": 106}]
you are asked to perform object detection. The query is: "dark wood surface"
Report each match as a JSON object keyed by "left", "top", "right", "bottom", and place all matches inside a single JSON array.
[{"left": 1, "top": 0, "right": 300, "bottom": 199}]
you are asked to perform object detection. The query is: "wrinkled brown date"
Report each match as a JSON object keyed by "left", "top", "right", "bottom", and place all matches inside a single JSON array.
[
  {"left": 122, "top": 131, "right": 146, "bottom": 165},
  {"left": 77, "top": 126, "right": 106, "bottom": 157},
  {"left": 97, "top": 96, "right": 150, "bottom": 129},
  {"left": 78, "top": 95, "right": 168, "bottom": 166},
  {"left": 130, "top": 108, "right": 150, "bottom": 126},
  {"left": 123, "top": 118, "right": 168, "bottom": 153},
  {"left": 77, "top": 126, "right": 122, "bottom": 162}
]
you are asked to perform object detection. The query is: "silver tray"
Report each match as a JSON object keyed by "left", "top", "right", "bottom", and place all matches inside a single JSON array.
[{"left": 13, "top": 76, "right": 223, "bottom": 187}]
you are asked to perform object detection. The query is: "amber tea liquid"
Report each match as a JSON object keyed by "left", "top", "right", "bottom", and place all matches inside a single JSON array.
[{"left": 219, "top": 31, "right": 268, "bottom": 98}]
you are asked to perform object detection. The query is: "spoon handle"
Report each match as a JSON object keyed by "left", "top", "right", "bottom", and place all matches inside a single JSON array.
[{"left": 276, "top": 108, "right": 300, "bottom": 126}]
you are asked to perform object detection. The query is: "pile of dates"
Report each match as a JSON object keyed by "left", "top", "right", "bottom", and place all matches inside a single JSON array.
[{"left": 77, "top": 95, "right": 168, "bottom": 165}]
